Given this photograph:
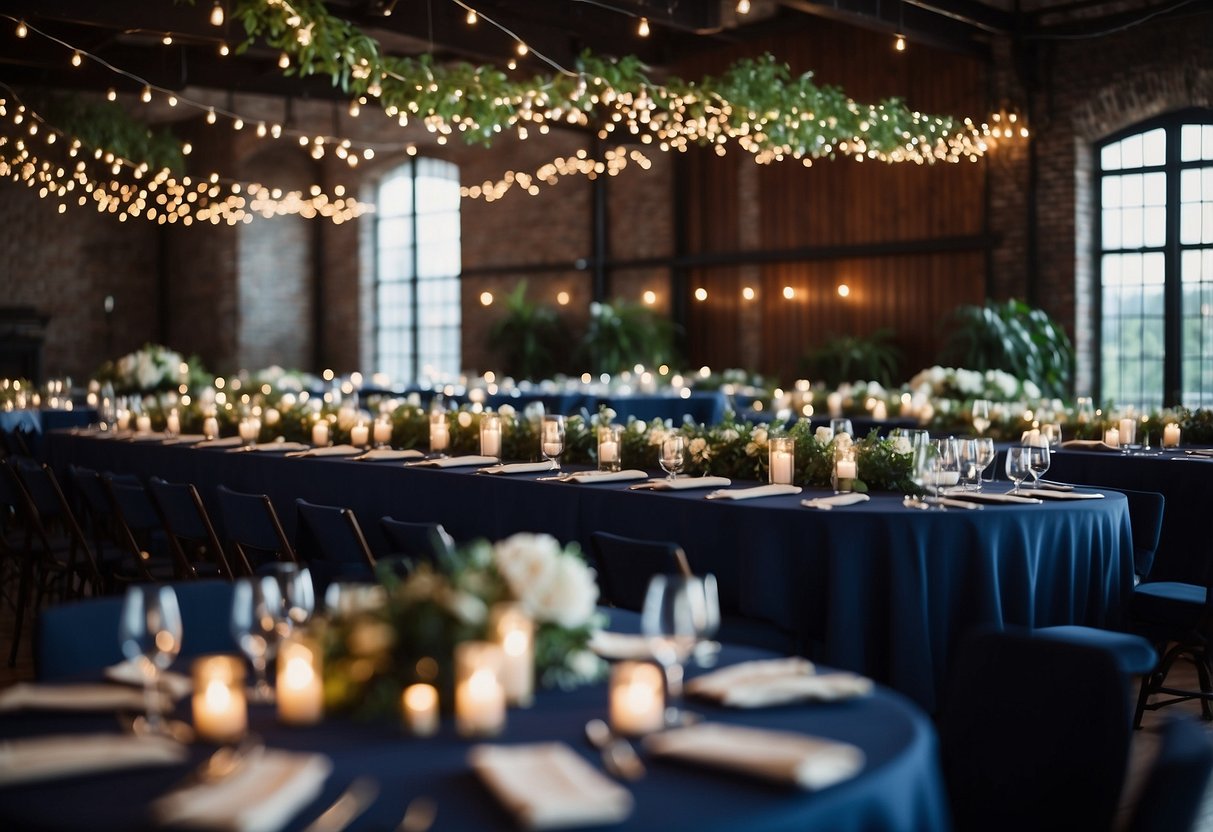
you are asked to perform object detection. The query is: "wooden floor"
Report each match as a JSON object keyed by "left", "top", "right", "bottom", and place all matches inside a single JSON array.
[{"left": 0, "top": 588, "right": 1210, "bottom": 829}]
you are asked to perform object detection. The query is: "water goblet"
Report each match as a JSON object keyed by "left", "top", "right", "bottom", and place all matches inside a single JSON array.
[
  {"left": 957, "top": 438, "right": 981, "bottom": 491},
  {"left": 231, "top": 576, "right": 289, "bottom": 703},
  {"left": 119, "top": 585, "right": 183, "bottom": 736},
  {"left": 540, "top": 415, "right": 565, "bottom": 472},
  {"left": 642, "top": 574, "right": 708, "bottom": 723},
  {"left": 975, "top": 437, "right": 996, "bottom": 487},
  {"left": 971, "top": 399, "right": 991, "bottom": 436},
  {"left": 659, "top": 434, "right": 685, "bottom": 481},
  {"left": 1004, "top": 446, "right": 1031, "bottom": 494},
  {"left": 934, "top": 437, "right": 962, "bottom": 492},
  {"left": 1026, "top": 443, "right": 1051, "bottom": 489}
]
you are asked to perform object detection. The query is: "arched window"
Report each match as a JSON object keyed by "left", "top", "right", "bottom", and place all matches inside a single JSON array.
[
  {"left": 374, "top": 157, "right": 461, "bottom": 383},
  {"left": 1097, "top": 110, "right": 1213, "bottom": 408}
]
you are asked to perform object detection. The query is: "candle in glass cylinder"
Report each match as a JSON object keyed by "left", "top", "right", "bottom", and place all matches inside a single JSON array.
[
  {"left": 165, "top": 409, "right": 181, "bottom": 437},
  {"left": 116, "top": 409, "right": 132, "bottom": 430},
  {"left": 872, "top": 400, "right": 888, "bottom": 421},
  {"left": 135, "top": 414, "right": 152, "bottom": 433},
  {"left": 609, "top": 661, "right": 665, "bottom": 737},
  {"left": 1119, "top": 418, "right": 1136, "bottom": 447},
  {"left": 202, "top": 416, "right": 219, "bottom": 440},
  {"left": 491, "top": 603, "right": 534, "bottom": 707},
  {"left": 191, "top": 656, "right": 247, "bottom": 744},
  {"left": 311, "top": 419, "right": 330, "bottom": 448},
  {"left": 833, "top": 452, "right": 858, "bottom": 494},
  {"left": 277, "top": 636, "right": 323, "bottom": 726},
  {"left": 480, "top": 414, "right": 501, "bottom": 460},
  {"left": 373, "top": 415, "right": 393, "bottom": 448},
  {"left": 1104, "top": 427, "right": 1120, "bottom": 447},
  {"left": 768, "top": 437, "right": 795, "bottom": 485},
  {"left": 238, "top": 417, "right": 261, "bottom": 446},
  {"left": 1163, "top": 423, "right": 1181, "bottom": 448},
  {"left": 598, "top": 424, "right": 621, "bottom": 472},
  {"left": 430, "top": 411, "right": 449, "bottom": 454},
  {"left": 827, "top": 392, "right": 843, "bottom": 417},
  {"left": 455, "top": 642, "right": 506, "bottom": 737},
  {"left": 402, "top": 684, "right": 440, "bottom": 737},
  {"left": 350, "top": 421, "right": 369, "bottom": 448}
]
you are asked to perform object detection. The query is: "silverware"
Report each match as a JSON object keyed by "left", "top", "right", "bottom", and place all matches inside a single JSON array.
[
  {"left": 584, "top": 719, "right": 645, "bottom": 781},
  {"left": 902, "top": 497, "right": 930, "bottom": 510},
  {"left": 397, "top": 796, "right": 438, "bottom": 832},
  {"left": 302, "top": 776, "right": 380, "bottom": 832}
]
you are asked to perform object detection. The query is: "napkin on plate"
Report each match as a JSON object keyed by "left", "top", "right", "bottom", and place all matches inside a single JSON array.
[
  {"left": 705, "top": 484, "right": 802, "bottom": 501},
  {"left": 801, "top": 493, "right": 870, "bottom": 510},
  {"left": 1060, "top": 439, "right": 1120, "bottom": 452},
  {"left": 685, "top": 658, "right": 873, "bottom": 707},
  {"left": 285, "top": 444, "right": 362, "bottom": 458},
  {"left": 631, "top": 476, "right": 732, "bottom": 491},
  {"left": 1016, "top": 488, "right": 1105, "bottom": 500},
  {"left": 353, "top": 448, "right": 425, "bottom": 461},
  {"left": 407, "top": 455, "right": 501, "bottom": 468},
  {"left": 587, "top": 631, "right": 653, "bottom": 661},
  {"left": 560, "top": 469, "right": 648, "bottom": 484},
  {"left": 479, "top": 461, "right": 558, "bottom": 475},
  {"left": 643, "top": 723, "right": 865, "bottom": 790},
  {"left": 105, "top": 659, "right": 193, "bottom": 700},
  {"left": 0, "top": 733, "right": 187, "bottom": 786},
  {"left": 0, "top": 682, "right": 174, "bottom": 713},
  {"left": 469, "top": 742, "right": 634, "bottom": 831},
  {"left": 193, "top": 436, "right": 245, "bottom": 449},
  {"left": 161, "top": 434, "right": 207, "bottom": 446},
  {"left": 152, "top": 748, "right": 332, "bottom": 832}
]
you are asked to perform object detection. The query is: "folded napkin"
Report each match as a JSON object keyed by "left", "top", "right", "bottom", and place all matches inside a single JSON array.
[
  {"left": 105, "top": 659, "right": 193, "bottom": 700},
  {"left": 153, "top": 748, "right": 332, "bottom": 832},
  {"left": 685, "top": 658, "right": 873, "bottom": 707},
  {"left": 0, "top": 682, "right": 174, "bottom": 713},
  {"left": 479, "top": 460, "right": 558, "bottom": 475},
  {"left": 469, "top": 742, "right": 634, "bottom": 831},
  {"left": 0, "top": 733, "right": 187, "bottom": 787},
  {"left": 128, "top": 433, "right": 169, "bottom": 443},
  {"left": 284, "top": 443, "right": 363, "bottom": 458},
  {"left": 944, "top": 491, "right": 1043, "bottom": 505},
  {"left": 1060, "top": 439, "right": 1120, "bottom": 452},
  {"left": 1034, "top": 480, "right": 1075, "bottom": 491},
  {"left": 631, "top": 476, "right": 732, "bottom": 491},
  {"left": 705, "top": 484, "right": 802, "bottom": 501},
  {"left": 353, "top": 448, "right": 425, "bottom": 461},
  {"left": 588, "top": 631, "right": 652, "bottom": 661},
  {"left": 801, "top": 493, "right": 870, "bottom": 510},
  {"left": 193, "top": 436, "right": 245, "bottom": 449},
  {"left": 643, "top": 723, "right": 865, "bottom": 790},
  {"left": 1017, "top": 488, "right": 1105, "bottom": 500},
  {"left": 161, "top": 434, "right": 208, "bottom": 446},
  {"left": 408, "top": 455, "right": 501, "bottom": 468},
  {"left": 235, "top": 441, "right": 310, "bottom": 454},
  {"left": 560, "top": 469, "right": 648, "bottom": 484}
]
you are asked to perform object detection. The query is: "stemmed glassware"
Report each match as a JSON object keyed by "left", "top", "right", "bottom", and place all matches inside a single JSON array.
[
  {"left": 1005, "top": 446, "right": 1031, "bottom": 494},
  {"left": 974, "top": 437, "right": 997, "bottom": 488},
  {"left": 971, "top": 400, "right": 991, "bottom": 436},
  {"left": 119, "top": 585, "right": 183, "bottom": 736},
  {"left": 642, "top": 574, "right": 716, "bottom": 724},
  {"left": 957, "top": 439, "right": 980, "bottom": 491},
  {"left": 1026, "top": 443, "right": 1051, "bottom": 489},
  {"left": 829, "top": 418, "right": 854, "bottom": 439},
  {"left": 540, "top": 415, "right": 565, "bottom": 472},
  {"left": 934, "top": 437, "right": 962, "bottom": 491},
  {"left": 659, "top": 435, "right": 685, "bottom": 481},
  {"left": 231, "top": 575, "right": 289, "bottom": 702}
]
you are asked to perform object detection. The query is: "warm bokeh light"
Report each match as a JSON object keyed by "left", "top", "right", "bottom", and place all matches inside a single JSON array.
[
  {"left": 742, "top": 286, "right": 755, "bottom": 301},
  {"left": 643, "top": 290, "right": 657, "bottom": 305},
  {"left": 693, "top": 288, "right": 708, "bottom": 302},
  {"left": 556, "top": 291, "right": 570, "bottom": 305},
  {"left": 480, "top": 291, "right": 494, "bottom": 306},
  {"left": 782, "top": 286, "right": 795, "bottom": 299},
  {"left": 837, "top": 284, "right": 851, "bottom": 298}
]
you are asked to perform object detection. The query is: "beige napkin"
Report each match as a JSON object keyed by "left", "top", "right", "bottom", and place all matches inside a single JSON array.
[
  {"left": 705, "top": 484, "right": 802, "bottom": 501},
  {"left": 644, "top": 723, "right": 865, "bottom": 790},
  {"left": 161, "top": 434, "right": 208, "bottom": 446},
  {"left": 686, "top": 658, "right": 873, "bottom": 707},
  {"left": 1060, "top": 439, "right": 1120, "bottom": 452},
  {"left": 408, "top": 455, "right": 501, "bottom": 468},
  {"left": 0, "top": 682, "right": 174, "bottom": 713},
  {"left": 479, "top": 460, "right": 558, "bottom": 475},
  {"left": 105, "top": 659, "right": 194, "bottom": 700},
  {"left": 0, "top": 733, "right": 187, "bottom": 786},
  {"left": 153, "top": 748, "right": 332, "bottom": 832},
  {"left": 469, "top": 742, "right": 634, "bottom": 831},
  {"left": 1017, "top": 488, "right": 1105, "bottom": 500},
  {"left": 284, "top": 443, "right": 363, "bottom": 458},
  {"left": 560, "top": 469, "right": 648, "bottom": 484},
  {"left": 801, "top": 493, "right": 870, "bottom": 510},
  {"left": 235, "top": 441, "right": 309, "bottom": 454},
  {"left": 588, "top": 631, "right": 653, "bottom": 661},
  {"left": 194, "top": 436, "right": 245, "bottom": 449},
  {"left": 632, "top": 476, "right": 732, "bottom": 491},
  {"left": 945, "top": 491, "right": 1043, "bottom": 505},
  {"left": 354, "top": 448, "right": 425, "bottom": 461}
]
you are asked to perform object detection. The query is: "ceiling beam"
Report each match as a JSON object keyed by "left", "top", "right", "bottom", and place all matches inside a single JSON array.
[{"left": 777, "top": 0, "right": 996, "bottom": 56}]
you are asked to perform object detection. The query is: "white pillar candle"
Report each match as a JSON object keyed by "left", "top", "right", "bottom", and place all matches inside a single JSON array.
[
  {"left": 402, "top": 684, "right": 439, "bottom": 737},
  {"left": 836, "top": 458, "right": 858, "bottom": 480},
  {"left": 373, "top": 416, "right": 393, "bottom": 447},
  {"left": 872, "top": 400, "right": 888, "bottom": 420},
  {"left": 492, "top": 602, "right": 534, "bottom": 707},
  {"left": 430, "top": 418, "right": 449, "bottom": 453},
  {"left": 1119, "top": 418, "right": 1136, "bottom": 446},
  {"left": 202, "top": 416, "right": 219, "bottom": 440},
  {"left": 599, "top": 440, "right": 619, "bottom": 463},
  {"left": 311, "top": 420, "right": 330, "bottom": 447},
  {"left": 769, "top": 436, "right": 795, "bottom": 485},
  {"left": 480, "top": 415, "right": 501, "bottom": 459},
  {"left": 1104, "top": 427, "right": 1120, "bottom": 447},
  {"left": 135, "top": 414, "right": 152, "bottom": 434},
  {"left": 277, "top": 637, "right": 324, "bottom": 726},
  {"left": 598, "top": 424, "right": 621, "bottom": 472},
  {"left": 827, "top": 392, "right": 843, "bottom": 417},
  {"left": 455, "top": 641, "right": 506, "bottom": 738},
  {"left": 239, "top": 417, "right": 261, "bottom": 444},
  {"left": 191, "top": 656, "right": 247, "bottom": 744},
  {"left": 609, "top": 661, "right": 665, "bottom": 737},
  {"left": 165, "top": 409, "right": 180, "bottom": 436},
  {"left": 350, "top": 422, "right": 369, "bottom": 448},
  {"left": 1163, "top": 423, "right": 1181, "bottom": 448}
]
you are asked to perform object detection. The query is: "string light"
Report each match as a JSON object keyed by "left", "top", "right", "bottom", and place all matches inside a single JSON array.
[
  {"left": 161, "top": 34, "right": 173, "bottom": 46},
  {"left": 210, "top": 1, "right": 225, "bottom": 27},
  {"left": 140, "top": 86, "right": 152, "bottom": 103},
  {"left": 894, "top": 33, "right": 906, "bottom": 51},
  {"left": 70, "top": 50, "right": 83, "bottom": 67},
  {"left": 637, "top": 17, "right": 650, "bottom": 37},
  {"left": 736, "top": 0, "right": 751, "bottom": 14},
  {"left": 15, "top": 19, "right": 26, "bottom": 37},
  {"left": 460, "top": 146, "right": 652, "bottom": 201},
  {"left": 106, "top": 88, "right": 117, "bottom": 101},
  {"left": 278, "top": 52, "right": 290, "bottom": 69},
  {"left": 515, "top": 42, "right": 528, "bottom": 56},
  {"left": 694, "top": 288, "right": 708, "bottom": 302},
  {"left": 218, "top": 41, "right": 230, "bottom": 56},
  {"left": 466, "top": 9, "right": 477, "bottom": 24},
  {"left": 742, "top": 286, "right": 756, "bottom": 301}
]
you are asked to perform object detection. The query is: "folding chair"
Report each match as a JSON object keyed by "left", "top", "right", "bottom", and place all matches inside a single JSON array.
[
  {"left": 215, "top": 484, "right": 298, "bottom": 573},
  {"left": 147, "top": 478, "right": 242, "bottom": 579}
]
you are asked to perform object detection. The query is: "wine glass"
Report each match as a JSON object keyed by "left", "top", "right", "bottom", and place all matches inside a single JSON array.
[
  {"left": 971, "top": 399, "right": 991, "bottom": 436},
  {"left": 540, "top": 415, "right": 565, "bottom": 471},
  {"left": 119, "top": 585, "right": 183, "bottom": 736},
  {"left": 265, "top": 563, "right": 315, "bottom": 628},
  {"left": 957, "top": 439, "right": 980, "bottom": 491},
  {"left": 1026, "top": 443, "right": 1051, "bottom": 489},
  {"left": 642, "top": 574, "right": 707, "bottom": 723},
  {"left": 659, "top": 434, "right": 685, "bottom": 481},
  {"left": 693, "top": 574, "right": 722, "bottom": 668},
  {"left": 974, "top": 437, "right": 997, "bottom": 489},
  {"left": 1004, "top": 446, "right": 1031, "bottom": 494},
  {"left": 934, "top": 437, "right": 962, "bottom": 492},
  {"left": 231, "top": 576, "right": 288, "bottom": 702},
  {"left": 908, "top": 441, "right": 940, "bottom": 505},
  {"left": 829, "top": 417, "right": 854, "bottom": 439}
]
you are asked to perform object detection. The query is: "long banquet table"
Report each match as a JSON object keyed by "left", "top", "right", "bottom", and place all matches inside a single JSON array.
[
  {"left": 0, "top": 611, "right": 950, "bottom": 832},
  {"left": 46, "top": 431, "right": 1135, "bottom": 712}
]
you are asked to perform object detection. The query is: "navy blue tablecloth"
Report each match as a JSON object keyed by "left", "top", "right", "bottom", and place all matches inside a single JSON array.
[
  {"left": 46, "top": 433, "right": 1133, "bottom": 712},
  {"left": 1, "top": 408, "right": 94, "bottom": 455},
  {"left": 0, "top": 634, "right": 948, "bottom": 832}
]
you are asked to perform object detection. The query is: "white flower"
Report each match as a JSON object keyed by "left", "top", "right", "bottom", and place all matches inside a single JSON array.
[
  {"left": 498, "top": 403, "right": 516, "bottom": 418},
  {"left": 649, "top": 428, "right": 667, "bottom": 446},
  {"left": 493, "top": 533, "right": 562, "bottom": 596},
  {"left": 1023, "top": 380, "right": 1042, "bottom": 399},
  {"left": 443, "top": 589, "right": 487, "bottom": 626},
  {"left": 567, "top": 650, "right": 603, "bottom": 681},
  {"left": 531, "top": 556, "right": 598, "bottom": 628},
  {"left": 752, "top": 427, "right": 768, "bottom": 446},
  {"left": 745, "top": 442, "right": 759, "bottom": 457},
  {"left": 689, "top": 437, "right": 709, "bottom": 461},
  {"left": 719, "top": 428, "right": 739, "bottom": 444},
  {"left": 893, "top": 436, "right": 912, "bottom": 455},
  {"left": 815, "top": 426, "right": 834, "bottom": 444},
  {"left": 631, "top": 419, "right": 647, "bottom": 434}
]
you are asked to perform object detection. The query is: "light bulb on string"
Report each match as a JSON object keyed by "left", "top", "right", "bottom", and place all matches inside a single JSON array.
[
  {"left": 256, "top": 121, "right": 267, "bottom": 137},
  {"left": 507, "top": 58, "right": 517, "bottom": 70},
  {"left": 278, "top": 52, "right": 290, "bottom": 69},
  {"left": 466, "top": 9, "right": 477, "bottom": 24},
  {"left": 206, "top": 107, "right": 216, "bottom": 124},
  {"left": 894, "top": 33, "right": 906, "bottom": 51},
  {"left": 167, "top": 95, "right": 178, "bottom": 107},
  {"left": 106, "top": 88, "right": 116, "bottom": 101},
  {"left": 516, "top": 42, "right": 528, "bottom": 56},
  {"left": 637, "top": 17, "right": 650, "bottom": 37},
  {"left": 736, "top": 0, "right": 751, "bottom": 14},
  {"left": 218, "top": 41, "right": 230, "bottom": 56},
  {"left": 141, "top": 86, "right": 152, "bottom": 103},
  {"left": 162, "top": 34, "right": 173, "bottom": 46},
  {"left": 210, "top": 1, "right": 224, "bottom": 26},
  {"left": 15, "top": 19, "right": 27, "bottom": 38},
  {"left": 71, "top": 50, "right": 83, "bottom": 67}
]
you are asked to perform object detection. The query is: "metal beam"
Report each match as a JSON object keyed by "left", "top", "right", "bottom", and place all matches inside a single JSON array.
[{"left": 778, "top": 0, "right": 999, "bottom": 55}]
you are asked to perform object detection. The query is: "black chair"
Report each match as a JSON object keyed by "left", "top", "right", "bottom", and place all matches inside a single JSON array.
[
  {"left": 148, "top": 477, "right": 243, "bottom": 579},
  {"left": 379, "top": 517, "right": 455, "bottom": 569},
  {"left": 589, "top": 531, "right": 691, "bottom": 611},
  {"left": 1109, "top": 487, "right": 1166, "bottom": 582},
  {"left": 1125, "top": 717, "right": 1213, "bottom": 832},
  {"left": 295, "top": 498, "right": 377, "bottom": 590},
  {"left": 105, "top": 478, "right": 186, "bottom": 582},
  {"left": 68, "top": 465, "right": 149, "bottom": 588},
  {"left": 215, "top": 484, "right": 299, "bottom": 573},
  {"left": 938, "top": 628, "right": 1133, "bottom": 832}
]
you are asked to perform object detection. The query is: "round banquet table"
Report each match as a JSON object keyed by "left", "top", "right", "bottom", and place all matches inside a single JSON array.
[
  {"left": 0, "top": 640, "right": 949, "bottom": 831},
  {"left": 45, "top": 431, "right": 1135, "bottom": 713}
]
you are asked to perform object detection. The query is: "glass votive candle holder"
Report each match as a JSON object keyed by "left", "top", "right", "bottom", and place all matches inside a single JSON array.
[
  {"left": 276, "top": 634, "right": 324, "bottom": 726},
  {"left": 598, "top": 424, "right": 622, "bottom": 473},
  {"left": 491, "top": 602, "right": 534, "bottom": 708},
  {"left": 768, "top": 436, "right": 795, "bottom": 485},
  {"left": 349, "top": 420, "right": 369, "bottom": 449},
  {"left": 373, "top": 414, "right": 393, "bottom": 448},
  {"left": 479, "top": 413, "right": 502, "bottom": 461},
  {"left": 609, "top": 661, "right": 665, "bottom": 737},
  {"left": 430, "top": 409, "right": 449, "bottom": 455},
  {"left": 192, "top": 656, "right": 248, "bottom": 744},
  {"left": 1163, "top": 422, "right": 1181, "bottom": 448},
  {"left": 402, "top": 683, "right": 439, "bottom": 737},
  {"left": 202, "top": 414, "right": 219, "bottom": 440},
  {"left": 311, "top": 419, "right": 330, "bottom": 448},
  {"left": 455, "top": 641, "right": 506, "bottom": 738},
  {"left": 165, "top": 408, "right": 181, "bottom": 437},
  {"left": 135, "top": 413, "right": 152, "bottom": 434},
  {"left": 238, "top": 416, "right": 261, "bottom": 447},
  {"left": 832, "top": 448, "right": 857, "bottom": 494}
]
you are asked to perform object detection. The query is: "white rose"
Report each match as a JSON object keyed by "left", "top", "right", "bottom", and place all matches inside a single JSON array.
[
  {"left": 444, "top": 589, "right": 487, "bottom": 626},
  {"left": 1023, "top": 380, "right": 1041, "bottom": 399},
  {"left": 689, "top": 437, "right": 709, "bottom": 461},
  {"left": 567, "top": 649, "right": 603, "bottom": 681},
  {"left": 649, "top": 428, "right": 667, "bottom": 446},
  {"left": 631, "top": 420, "right": 647, "bottom": 434},
  {"left": 893, "top": 436, "right": 912, "bottom": 455},
  {"left": 719, "top": 428, "right": 739, "bottom": 444},
  {"left": 745, "top": 442, "right": 759, "bottom": 457},
  {"left": 493, "top": 533, "right": 562, "bottom": 597},
  {"left": 752, "top": 427, "right": 768, "bottom": 445},
  {"left": 835, "top": 432, "right": 853, "bottom": 452},
  {"left": 815, "top": 426, "right": 834, "bottom": 444},
  {"left": 531, "top": 557, "right": 598, "bottom": 628}
]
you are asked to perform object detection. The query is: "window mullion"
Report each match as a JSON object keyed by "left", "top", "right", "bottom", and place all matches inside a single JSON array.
[{"left": 1164, "top": 118, "right": 1183, "bottom": 406}]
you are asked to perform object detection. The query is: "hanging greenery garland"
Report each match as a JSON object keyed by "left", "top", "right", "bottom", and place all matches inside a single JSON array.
[{"left": 39, "top": 93, "right": 185, "bottom": 173}]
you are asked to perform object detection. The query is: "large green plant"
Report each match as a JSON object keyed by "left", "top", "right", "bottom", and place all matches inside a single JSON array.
[
  {"left": 579, "top": 300, "right": 678, "bottom": 374},
  {"left": 486, "top": 283, "right": 574, "bottom": 381},
  {"left": 802, "top": 329, "right": 903, "bottom": 387},
  {"left": 940, "top": 299, "right": 1074, "bottom": 398}
]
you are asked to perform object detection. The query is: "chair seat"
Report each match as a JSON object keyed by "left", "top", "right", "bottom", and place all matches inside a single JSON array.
[
  {"left": 1034, "top": 626, "right": 1157, "bottom": 676},
  {"left": 1132, "top": 582, "right": 1207, "bottom": 628}
]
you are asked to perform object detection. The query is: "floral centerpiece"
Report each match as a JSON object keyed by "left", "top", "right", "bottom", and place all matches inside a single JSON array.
[
  {"left": 95, "top": 343, "right": 208, "bottom": 395},
  {"left": 321, "top": 533, "right": 605, "bottom": 719}
]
